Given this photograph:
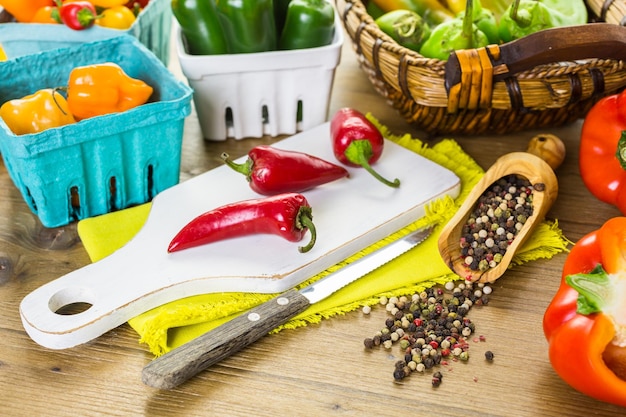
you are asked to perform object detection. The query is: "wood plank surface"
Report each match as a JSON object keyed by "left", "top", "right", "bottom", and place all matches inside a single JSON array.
[{"left": 1, "top": 24, "right": 624, "bottom": 417}]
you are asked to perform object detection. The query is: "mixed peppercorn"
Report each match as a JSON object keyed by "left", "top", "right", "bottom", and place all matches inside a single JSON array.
[
  {"left": 461, "top": 175, "right": 534, "bottom": 272},
  {"left": 363, "top": 280, "right": 493, "bottom": 385}
]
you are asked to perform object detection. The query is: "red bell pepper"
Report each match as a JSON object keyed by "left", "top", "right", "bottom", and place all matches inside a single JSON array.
[
  {"left": 579, "top": 89, "right": 626, "bottom": 215},
  {"left": 543, "top": 217, "right": 626, "bottom": 408},
  {"left": 168, "top": 193, "right": 317, "bottom": 254},
  {"left": 221, "top": 145, "right": 349, "bottom": 196},
  {"left": 330, "top": 108, "right": 400, "bottom": 188}
]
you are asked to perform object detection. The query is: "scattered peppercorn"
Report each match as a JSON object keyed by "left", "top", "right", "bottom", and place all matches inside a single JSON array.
[
  {"left": 485, "top": 350, "right": 494, "bottom": 361},
  {"left": 460, "top": 175, "right": 534, "bottom": 272},
  {"left": 364, "top": 280, "right": 494, "bottom": 385}
]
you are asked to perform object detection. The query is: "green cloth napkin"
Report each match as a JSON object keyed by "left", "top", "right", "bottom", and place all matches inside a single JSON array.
[{"left": 77, "top": 118, "right": 570, "bottom": 356}]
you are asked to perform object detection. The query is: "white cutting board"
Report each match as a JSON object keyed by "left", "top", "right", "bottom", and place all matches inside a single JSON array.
[{"left": 20, "top": 122, "right": 460, "bottom": 349}]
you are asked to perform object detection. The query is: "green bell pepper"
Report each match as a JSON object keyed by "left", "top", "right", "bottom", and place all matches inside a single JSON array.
[
  {"left": 498, "top": 0, "right": 588, "bottom": 43},
  {"left": 273, "top": 0, "right": 292, "bottom": 37},
  {"left": 419, "top": 0, "right": 489, "bottom": 60},
  {"left": 216, "top": 0, "right": 277, "bottom": 53},
  {"left": 278, "top": 0, "right": 335, "bottom": 50},
  {"left": 375, "top": 9, "right": 431, "bottom": 52},
  {"left": 366, "top": 0, "right": 386, "bottom": 20},
  {"left": 172, "top": 0, "right": 228, "bottom": 55}
]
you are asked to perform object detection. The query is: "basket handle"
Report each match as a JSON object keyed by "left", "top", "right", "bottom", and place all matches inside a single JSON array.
[{"left": 444, "top": 23, "right": 626, "bottom": 113}]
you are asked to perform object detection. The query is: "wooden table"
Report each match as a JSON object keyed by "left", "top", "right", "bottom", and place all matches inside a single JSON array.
[{"left": 1, "top": 27, "right": 624, "bottom": 417}]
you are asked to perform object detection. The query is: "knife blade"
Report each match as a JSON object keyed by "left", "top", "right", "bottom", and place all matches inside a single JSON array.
[{"left": 141, "top": 224, "right": 435, "bottom": 389}]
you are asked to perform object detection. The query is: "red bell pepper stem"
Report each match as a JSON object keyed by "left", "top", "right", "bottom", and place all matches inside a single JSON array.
[
  {"left": 543, "top": 217, "right": 626, "bottom": 408},
  {"left": 168, "top": 193, "right": 317, "bottom": 254},
  {"left": 221, "top": 145, "right": 349, "bottom": 196},
  {"left": 330, "top": 108, "right": 400, "bottom": 188}
]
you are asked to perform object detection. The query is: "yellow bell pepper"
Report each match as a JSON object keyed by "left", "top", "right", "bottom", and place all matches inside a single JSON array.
[
  {"left": 66, "top": 62, "right": 153, "bottom": 120},
  {"left": 89, "top": 0, "right": 128, "bottom": 7},
  {"left": 445, "top": 0, "right": 466, "bottom": 14},
  {"left": 0, "top": 89, "right": 76, "bottom": 135},
  {"left": 0, "top": 44, "right": 7, "bottom": 61},
  {"left": 95, "top": 5, "right": 136, "bottom": 29}
]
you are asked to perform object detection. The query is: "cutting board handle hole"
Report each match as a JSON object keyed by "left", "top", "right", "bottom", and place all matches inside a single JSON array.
[{"left": 48, "top": 287, "right": 96, "bottom": 316}]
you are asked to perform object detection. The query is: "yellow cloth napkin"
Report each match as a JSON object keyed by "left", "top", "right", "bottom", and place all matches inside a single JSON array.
[{"left": 77, "top": 119, "right": 570, "bottom": 356}]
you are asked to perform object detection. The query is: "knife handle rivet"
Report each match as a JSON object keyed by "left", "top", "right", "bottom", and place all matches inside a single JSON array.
[
  {"left": 276, "top": 297, "right": 289, "bottom": 306},
  {"left": 247, "top": 312, "right": 261, "bottom": 322}
]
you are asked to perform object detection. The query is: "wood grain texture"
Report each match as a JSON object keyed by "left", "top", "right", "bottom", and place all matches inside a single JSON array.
[{"left": 1, "top": 28, "right": 625, "bottom": 417}]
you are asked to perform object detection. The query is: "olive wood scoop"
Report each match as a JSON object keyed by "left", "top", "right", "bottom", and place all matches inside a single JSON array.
[{"left": 437, "top": 134, "right": 564, "bottom": 283}]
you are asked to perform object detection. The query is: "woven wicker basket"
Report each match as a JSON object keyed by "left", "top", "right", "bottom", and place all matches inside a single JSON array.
[{"left": 336, "top": 0, "right": 626, "bottom": 135}]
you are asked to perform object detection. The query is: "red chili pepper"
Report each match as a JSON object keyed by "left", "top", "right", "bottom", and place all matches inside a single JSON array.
[
  {"left": 579, "top": 89, "right": 626, "bottom": 214},
  {"left": 543, "top": 217, "right": 626, "bottom": 408},
  {"left": 57, "top": 0, "right": 97, "bottom": 30},
  {"left": 221, "top": 145, "right": 349, "bottom": 196},
  {"left": 168, "top": 192, "right": 317, "bottom": 253},
  {"left": 330, "top": 108, "right": 400, "bottom": 188}
]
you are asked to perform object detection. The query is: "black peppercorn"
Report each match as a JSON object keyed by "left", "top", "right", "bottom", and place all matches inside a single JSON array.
[{"left": 393, "top": 368, "right": 406, "bottom": 381}]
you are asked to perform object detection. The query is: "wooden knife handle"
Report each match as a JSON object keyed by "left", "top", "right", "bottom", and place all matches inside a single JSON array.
[{"left": 142, "top": 289, "right": 311, "bottom": 389}]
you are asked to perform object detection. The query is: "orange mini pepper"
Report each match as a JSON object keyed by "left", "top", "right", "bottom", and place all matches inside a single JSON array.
[
  {"left": 0, "top": 88, "right": 76, "bottom": 135},
  {"left": 543, "top": 217, "right": 626, "bottom": 408},
  {"left": 0, "top": 0, "right": 54, "bottom": 22},
  {"left": 66, "top": 62, "right": 153, "bottom": 120},
  {"left": 31, "top": 6, "right": 61, "bottom": 24}
]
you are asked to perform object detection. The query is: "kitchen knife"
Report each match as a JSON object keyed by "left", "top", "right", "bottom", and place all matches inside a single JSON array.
[{"left": 142, "top": 224, "right": 435, "bottom": 389}]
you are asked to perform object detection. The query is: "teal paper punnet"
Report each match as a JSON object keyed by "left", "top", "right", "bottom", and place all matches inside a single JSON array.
[{"left": 0, "top": 35, "right": 192, "bottom": 228}]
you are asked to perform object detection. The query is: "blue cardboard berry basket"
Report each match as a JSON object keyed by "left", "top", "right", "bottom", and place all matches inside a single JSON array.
[
  {"left": 0, "top": 35, "right": 192, "bottom": 228},
  {"left": 0, "top": 0, "right": 171, "bottom": 63}
]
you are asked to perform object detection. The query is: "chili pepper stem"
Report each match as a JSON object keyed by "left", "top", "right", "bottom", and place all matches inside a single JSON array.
[
  {"left": 462, "top": 0, "right": 474, "bottom": 42},
  {"left": 344, "top": 140, "right": 400, "bottom": 188},
  {"left": 296, "top": 206, "right": 316, "bottom": 253},
  {"left": 51, "top": 87, "right": 70, "bottom": 117},
  {"left": 510, "top": 0, "right": 520, "bottom": 21},
  {"left": 507, "top": 0, "right": 531, "bottom": 28},
  {"left": 221, "top": 152, "right": 253, "bottom": 178}
]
